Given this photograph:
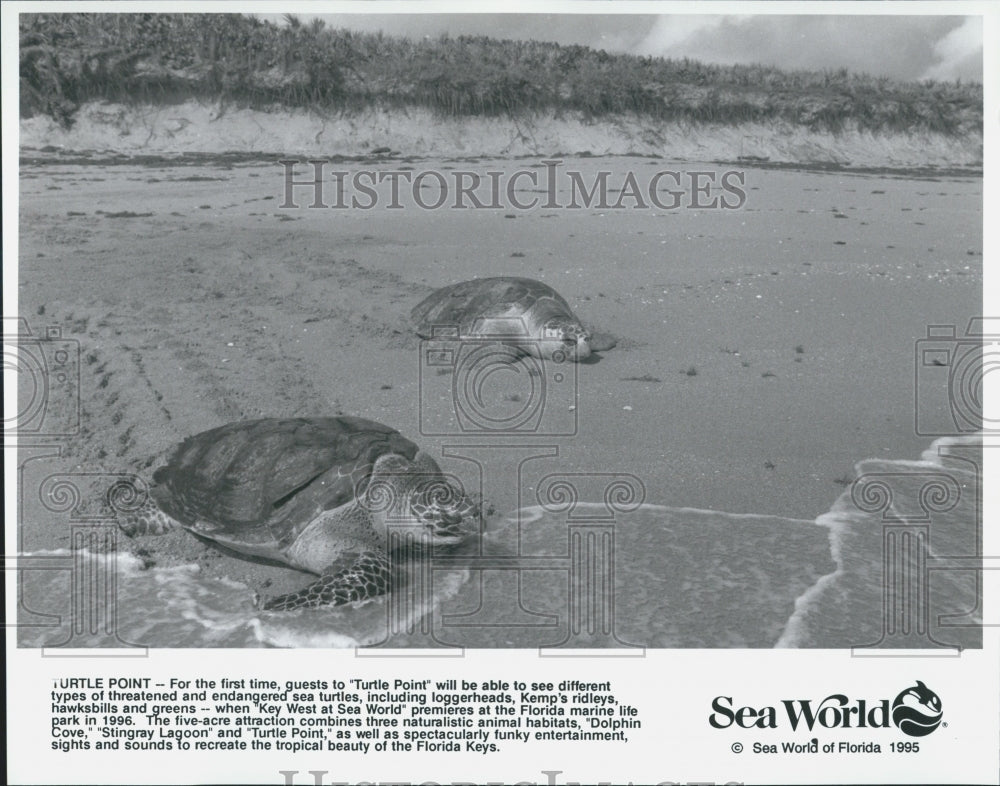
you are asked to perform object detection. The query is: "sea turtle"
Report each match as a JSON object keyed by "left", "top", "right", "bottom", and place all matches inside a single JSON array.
[
  {"left": 411, "top": 277, "right": 615, "bottom": 361},
  {"left": 112, "top": 417, "right": 476, "bottom": 611}
]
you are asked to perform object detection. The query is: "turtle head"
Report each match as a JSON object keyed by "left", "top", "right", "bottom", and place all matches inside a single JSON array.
[
  {"left": 366, "top": 452, "right": 476, "bottom": 546},
  {"left": 540, "top": 319, "right": 591, "bottom": 362}
]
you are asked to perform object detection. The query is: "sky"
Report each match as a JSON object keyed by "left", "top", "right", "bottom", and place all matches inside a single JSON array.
[{"left": 261, "top": 12, "right": 983, "bottom": 83}]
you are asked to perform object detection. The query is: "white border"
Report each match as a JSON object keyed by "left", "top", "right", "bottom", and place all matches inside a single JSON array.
[{"left": 4, "top": 3, "right": 997, "bottom": 784}]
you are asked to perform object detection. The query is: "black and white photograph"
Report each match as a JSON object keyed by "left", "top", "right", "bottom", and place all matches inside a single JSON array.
[{"left": 5, "top": 1, "right": 997, "bottom": 784}]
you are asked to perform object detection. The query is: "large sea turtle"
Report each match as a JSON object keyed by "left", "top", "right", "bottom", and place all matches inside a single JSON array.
[
  {"left": 113, "top": 417, "right": 476, "bottom": 611},
  {"left": 411, "top": 277, "right": 615, "bottom": 361}
]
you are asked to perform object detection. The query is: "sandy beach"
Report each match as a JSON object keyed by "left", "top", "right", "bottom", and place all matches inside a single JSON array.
[
  {"left": 15, "top": 145, "right": 982, "bottom": 619},
  {"left": 9, "top": 12, "right": 997, "bottom": 786}
]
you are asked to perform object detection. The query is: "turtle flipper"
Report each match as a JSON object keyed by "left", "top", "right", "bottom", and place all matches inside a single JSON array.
[
  {"left": 261, "top": 551, "right": 391, "bottom": 611},
  {"left": 114, "top": 498, "right": 178, "bottom": 537}
]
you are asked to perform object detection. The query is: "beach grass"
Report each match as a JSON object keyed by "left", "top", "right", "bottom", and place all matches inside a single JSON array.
[{"left": 20, "top": 13, "right": 982, "bottom": 136}]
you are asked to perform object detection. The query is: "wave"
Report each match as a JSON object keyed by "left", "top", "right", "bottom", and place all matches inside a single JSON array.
[
  {"left": 15, "top": 436, "right": 981, "bottom": 649},
  {"left": 778, "top": 434, "right": 982, "bottom": 649}
]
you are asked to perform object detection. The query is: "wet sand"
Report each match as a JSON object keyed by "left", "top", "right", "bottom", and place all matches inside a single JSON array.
[{"left": 16, "top": 153, "right": 982, "bottom": 603}]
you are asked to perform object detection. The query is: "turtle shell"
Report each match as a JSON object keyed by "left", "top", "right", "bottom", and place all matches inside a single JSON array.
[
  {"left": 411, "top": 277, "right": 575, "bottom": 338},
  {"left": 150, "top": 417, "right": 419, "bottom": 554}
]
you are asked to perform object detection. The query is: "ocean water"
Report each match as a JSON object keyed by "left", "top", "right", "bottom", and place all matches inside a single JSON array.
[
  {"left": 778, "top": 435, "right": 982, "bottom": 651},
  {"left": 16, "top": 436, "right": 981, "bottom": 649}
]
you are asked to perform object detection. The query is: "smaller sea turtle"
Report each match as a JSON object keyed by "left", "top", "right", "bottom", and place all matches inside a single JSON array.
[
  {"left": 412, "top": 277, "right": 615, "bottom": 361},
  {"left": 112, "top": 417, "right": 476, "bottom": 611}
]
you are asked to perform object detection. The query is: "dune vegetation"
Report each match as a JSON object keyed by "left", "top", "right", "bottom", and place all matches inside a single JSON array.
[{"left": 20, "top": 12, "right": 982, "bottom": 138}]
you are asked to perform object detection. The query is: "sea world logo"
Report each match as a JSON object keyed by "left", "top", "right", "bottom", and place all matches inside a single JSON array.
[
  {"left": 710, "top": 681, "right": 943, "bottom": 738},
  {"left": 890, "top": 681, "right": 944, "bottom": 737}
]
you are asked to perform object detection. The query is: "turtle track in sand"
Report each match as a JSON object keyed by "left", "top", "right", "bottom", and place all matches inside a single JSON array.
[
  {"left": 23, "top": 303, "right": 330, "bottom": 593},
  {"left": 20, "top": 219, "right": 434, "bottom": 492},
  {"left": 88, "top": 304, "right": 331, "bottom": 452},
  {"left": 44, "top": 304, "right": 238, "bottom": 468},
  {"left": 17, "top": 184, "right": 455, "bottom": 594}
]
